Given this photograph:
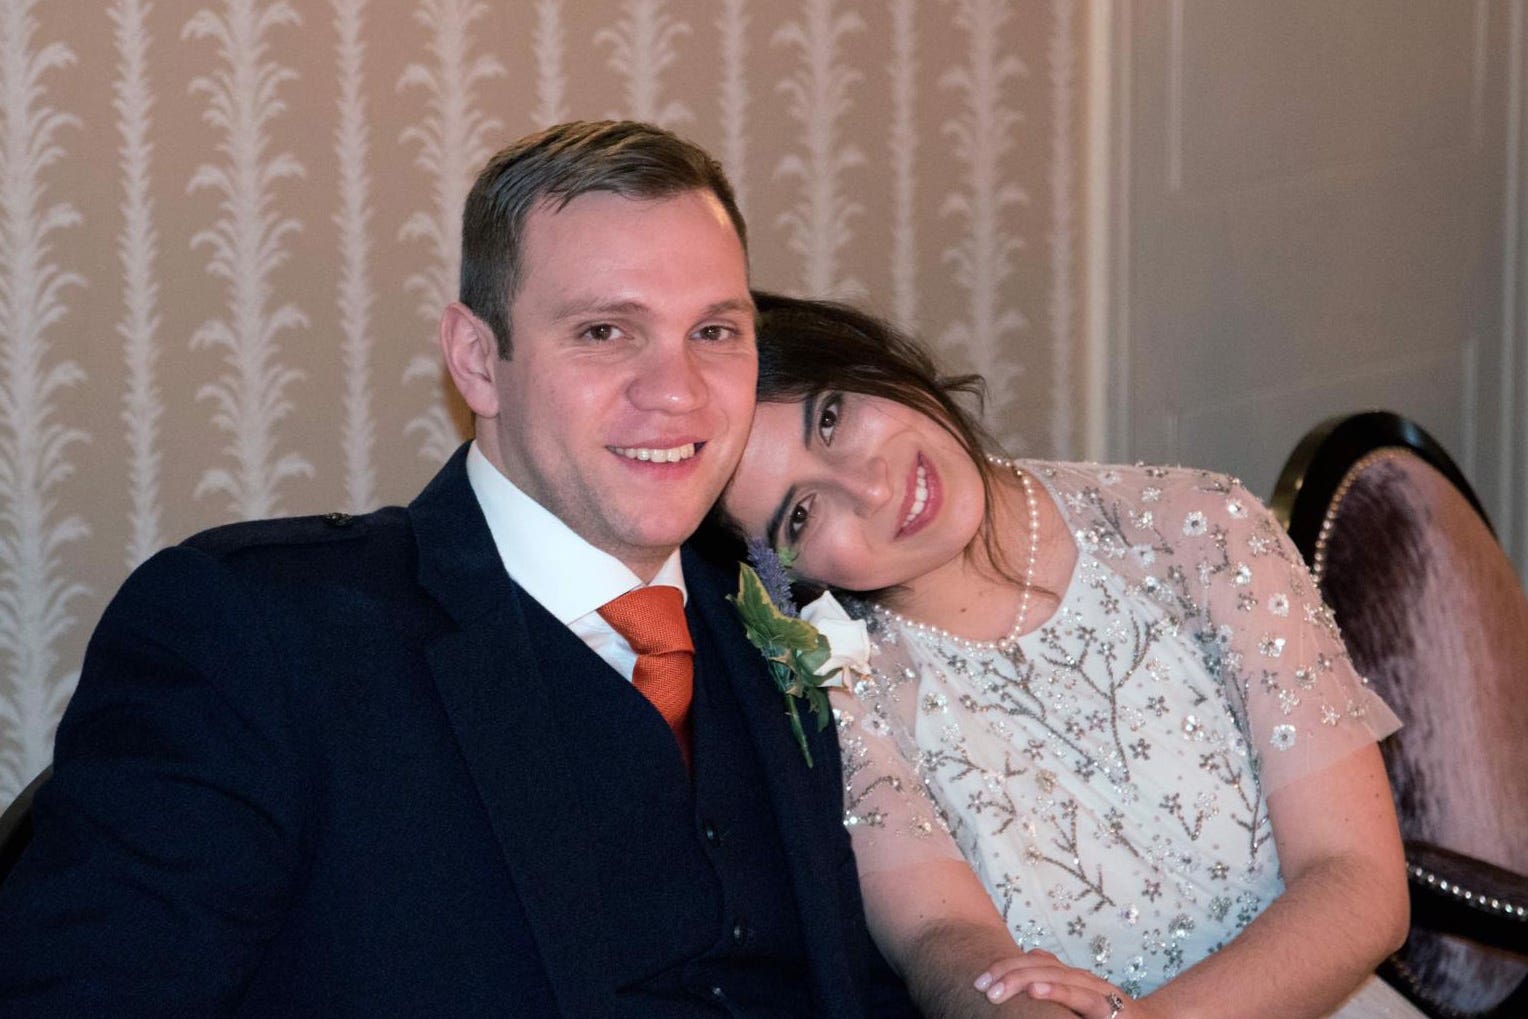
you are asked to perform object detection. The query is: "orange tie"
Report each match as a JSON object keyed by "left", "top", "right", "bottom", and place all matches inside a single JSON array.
[{"left": 598, "top": 586, "right": 694, "bottom": 768}]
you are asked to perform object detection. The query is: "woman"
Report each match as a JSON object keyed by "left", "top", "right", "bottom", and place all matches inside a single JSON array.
[{"left": 716, "top": 293, "right": 1421, "bottom": 1018}]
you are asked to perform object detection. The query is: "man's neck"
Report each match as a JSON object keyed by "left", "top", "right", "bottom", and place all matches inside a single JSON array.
[
  {"left": 464, "top": 443, "right": 688, "bottom": 623},
  {"left": 618, "top": 549, "right": 679, "bottom": 586}
]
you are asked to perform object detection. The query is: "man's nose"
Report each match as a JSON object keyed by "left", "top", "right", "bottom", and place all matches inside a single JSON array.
[{"left": 628, "top": 339, "right": 706, "bottom": 412}]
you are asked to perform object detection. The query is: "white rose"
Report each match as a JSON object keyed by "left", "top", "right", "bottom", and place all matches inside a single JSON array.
[{"left": 799, "top": 591, "right": 871, "bottom": 687}]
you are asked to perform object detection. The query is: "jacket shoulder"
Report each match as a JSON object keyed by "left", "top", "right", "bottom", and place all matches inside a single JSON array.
[
  {"left": 181, "top": 506, "right": 404, "bottom": 556},
  {"left": 168, "top": 506, "right": 418, "bottom": 598}
]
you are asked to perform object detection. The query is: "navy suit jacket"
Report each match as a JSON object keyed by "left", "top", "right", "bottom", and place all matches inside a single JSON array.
[{"left": 0, "top": 446, "right": 913, "bottom": 1016}]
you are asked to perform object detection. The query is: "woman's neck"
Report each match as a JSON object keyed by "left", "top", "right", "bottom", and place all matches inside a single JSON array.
[{"left": 875, "top": 461, "right": 1076, "bottom": 642}]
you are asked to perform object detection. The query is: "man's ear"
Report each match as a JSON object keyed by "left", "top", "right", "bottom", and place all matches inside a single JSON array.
[{"left": 439, "top": 301, "right": 501, "bottom": 418}]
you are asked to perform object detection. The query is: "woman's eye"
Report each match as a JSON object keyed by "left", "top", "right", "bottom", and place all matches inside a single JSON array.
[
  {"left": 817, "top": 395, "right": 841, "bottom": 444},
  {"left": 786, "top": 495, "right": 814, "bottom": 542}
]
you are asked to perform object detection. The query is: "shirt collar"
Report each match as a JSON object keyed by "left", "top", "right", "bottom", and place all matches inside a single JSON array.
[{"left": 465, "top": 442, "right": 687, "bottom": 624}]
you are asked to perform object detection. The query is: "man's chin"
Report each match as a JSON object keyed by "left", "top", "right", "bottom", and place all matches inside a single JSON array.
[
  {"left": 635, "top": 523, "right": 707, "bottom": 554},
  {"left": 595, "top": 481, "right": 731, "bottom": 557},
  {"left": 606, "top": 510, "right": 711, "bottom": 554}
]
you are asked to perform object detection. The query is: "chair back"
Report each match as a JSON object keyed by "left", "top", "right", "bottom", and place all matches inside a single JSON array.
[{"left": 1272, "top": 412, "right": 1528, "bottom": 1014}]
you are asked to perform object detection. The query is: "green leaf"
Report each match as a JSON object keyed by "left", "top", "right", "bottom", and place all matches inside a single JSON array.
[
  {"left": 793, "top": 638, "right": 832, "bottom": 679},
  {"left": 730, "top": 566, "right": 819, "bottom": 652},
  {"left": 730, "top": 562, "right": 774, "bottom": 617}
]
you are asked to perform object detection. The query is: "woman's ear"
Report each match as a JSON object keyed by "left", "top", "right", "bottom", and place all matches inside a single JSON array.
[{"left": 438, "top": 301, "right": 500, "bottom": 418}]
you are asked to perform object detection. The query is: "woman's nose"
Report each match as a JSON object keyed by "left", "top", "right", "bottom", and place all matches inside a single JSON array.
[{"left": 844, "top": 456, "right": 891, "bottom": 515}]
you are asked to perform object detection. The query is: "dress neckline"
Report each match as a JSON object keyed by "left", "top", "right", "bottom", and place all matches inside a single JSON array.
[{"left": 874, "top": 461, "right": 1082, "bottom": 654}]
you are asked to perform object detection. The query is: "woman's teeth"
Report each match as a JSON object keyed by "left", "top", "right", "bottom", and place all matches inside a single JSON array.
[
  {"left": 903, "top": 463, "right": 928, "bottom": 528},
  {"left": 614, "top": 443, "right": 696, "bottom": 463}
]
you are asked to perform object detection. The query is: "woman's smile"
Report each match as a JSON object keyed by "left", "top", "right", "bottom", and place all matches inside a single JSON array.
[{"left": 897, "top": 454, "right": 942, "bottom": 537}]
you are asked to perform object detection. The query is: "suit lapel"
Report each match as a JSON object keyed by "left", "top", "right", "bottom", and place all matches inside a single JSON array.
[
  {"left": 685, "top": 549, "right": 861, "bottom": 1013},
  {"left": 410, "top": 447, "right": 617, "bottom": 1016}
]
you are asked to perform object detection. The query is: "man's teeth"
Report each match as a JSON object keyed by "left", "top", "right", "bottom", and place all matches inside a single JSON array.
[
  {"left": 614, "top": 443, "right": 697, "bottom": 463},
  {"left": 903, "top": 463, "right": 929, "bottom": 527}
]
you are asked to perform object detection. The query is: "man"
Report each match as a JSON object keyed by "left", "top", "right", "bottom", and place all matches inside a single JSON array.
[{"left": 0, "top": 121, "right": 916, "bottom": 1016}]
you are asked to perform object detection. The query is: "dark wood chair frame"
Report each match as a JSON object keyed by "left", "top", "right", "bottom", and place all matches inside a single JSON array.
[{"left": 1271, "top": 410, "right": 1527, "bottom": 1019}]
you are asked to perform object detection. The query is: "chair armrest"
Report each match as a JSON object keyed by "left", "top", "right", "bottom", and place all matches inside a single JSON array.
[{"left": 1405, "top": 840, "right": 1528, "bottom": 954}]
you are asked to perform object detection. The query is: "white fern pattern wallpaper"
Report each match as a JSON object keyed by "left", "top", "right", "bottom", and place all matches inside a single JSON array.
[{"left": 0, "top": 0, "right": 1083, "bottom": 803}]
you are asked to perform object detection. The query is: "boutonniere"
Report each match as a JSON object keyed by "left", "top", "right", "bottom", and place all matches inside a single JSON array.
[{"left": 728, "top": 538, "right": 871, "bottom": 766}]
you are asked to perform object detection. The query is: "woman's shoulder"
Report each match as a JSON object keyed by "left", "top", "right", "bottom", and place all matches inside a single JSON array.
[
  {"left": 1018, "top": 460, "right": 1287, "bottom": 558},
  {"left": 1022, "top": 459, "right": 1251, "bottom": 507}
]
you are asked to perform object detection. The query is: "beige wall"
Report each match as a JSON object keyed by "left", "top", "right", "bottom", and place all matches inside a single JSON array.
[
  {"left": 0, "top": 0, "right": 1085, "bottom": 802},
  {"left": 7, "top": 0, "right": 1518, "bottom": 809},
  {"left": 1090, "top": 0, "right": 1524, "bottom": 570}
]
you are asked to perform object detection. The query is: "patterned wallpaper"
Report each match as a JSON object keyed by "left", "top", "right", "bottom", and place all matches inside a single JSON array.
[{"left": 0, "top": 0, "right": 1083, "bottom": 802}]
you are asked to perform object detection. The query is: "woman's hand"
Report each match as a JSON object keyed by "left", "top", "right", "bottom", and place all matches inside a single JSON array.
[{"left": 975, "top": 952, "right": 1154, "bottom": 1019}]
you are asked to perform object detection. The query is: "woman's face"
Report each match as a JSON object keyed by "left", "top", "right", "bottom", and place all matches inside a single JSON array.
[{"left": 722, "top": 391, "right": 987, "bottom": 592}]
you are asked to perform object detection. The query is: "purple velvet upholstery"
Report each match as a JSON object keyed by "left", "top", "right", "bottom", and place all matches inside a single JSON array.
[{"left": 1318, "top": 450, "right": 1528, "bottom": 1013}]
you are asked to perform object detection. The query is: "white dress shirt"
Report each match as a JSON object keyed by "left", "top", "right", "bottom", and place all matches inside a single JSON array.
[{"left": 465, "top": 442, "right": 687, "bottom": 682}]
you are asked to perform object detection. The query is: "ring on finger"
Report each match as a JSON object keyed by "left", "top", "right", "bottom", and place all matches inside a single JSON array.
[{"left": 1106, "top": 991, "right": 1125, "bottom": 1019}]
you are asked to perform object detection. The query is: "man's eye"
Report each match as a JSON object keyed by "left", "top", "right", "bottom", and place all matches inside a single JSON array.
[
  {"left": 695, "top": 324, "right": 734, "bottom": 342},
  {"left": 582, "top": 323, "right": 618, "bottom": 341},
  {"left": 817, "top": 395, "right": 841, "bottom": 444}
]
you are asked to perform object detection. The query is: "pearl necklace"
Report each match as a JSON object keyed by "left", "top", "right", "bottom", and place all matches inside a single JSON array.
[{"left": 876, "top": 458, "right": 1041, "bottom": 654}]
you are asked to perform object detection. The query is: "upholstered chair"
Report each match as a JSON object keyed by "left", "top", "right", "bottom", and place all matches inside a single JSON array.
[{"left": 1272, "top": 411, "right": 1528, "bottom": 1018}]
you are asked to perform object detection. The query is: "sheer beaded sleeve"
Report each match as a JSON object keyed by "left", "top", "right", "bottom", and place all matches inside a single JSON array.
[
  {"left": 833, "top": 629, "right": 967, "bottom": 877},
  {"left": 1055, "top": 464, "right": 1401, "bottom": 795}
]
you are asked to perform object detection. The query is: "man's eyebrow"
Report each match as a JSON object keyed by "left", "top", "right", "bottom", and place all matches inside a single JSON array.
[
  {"left": 547, "top": 296, "right": 755, "bottom": 323},
  {"left": 764, "top": 396, "right": 819, "bottom": 548},
  {"left": 547, "top": 297, "right": 648, "bottom": 322},
  {"left": 703, "top": 297, "right": 756, "bottom": 318}
]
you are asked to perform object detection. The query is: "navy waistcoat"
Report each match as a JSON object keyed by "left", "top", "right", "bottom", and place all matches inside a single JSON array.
[{"left": 523, "top": 591, "right": 815, "bottom": 1017}]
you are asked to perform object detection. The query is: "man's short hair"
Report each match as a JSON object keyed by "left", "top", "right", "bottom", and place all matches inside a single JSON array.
[{"left": 459, "top": 120, "right": 747, "bottom": 359}]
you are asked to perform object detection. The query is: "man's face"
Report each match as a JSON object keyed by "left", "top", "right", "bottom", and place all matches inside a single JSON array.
[{"left": 480, "top": 189, "right": 756, "bottom": 578}]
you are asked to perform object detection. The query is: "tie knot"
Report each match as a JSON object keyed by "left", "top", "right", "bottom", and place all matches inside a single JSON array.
[{"left": 598, "top": 585, "right": 693, "bottom": 658}]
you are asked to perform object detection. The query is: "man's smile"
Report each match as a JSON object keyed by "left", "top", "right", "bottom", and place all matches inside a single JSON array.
[{"left": 610, "top": 442, "right": 701, "bottom": 463}]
